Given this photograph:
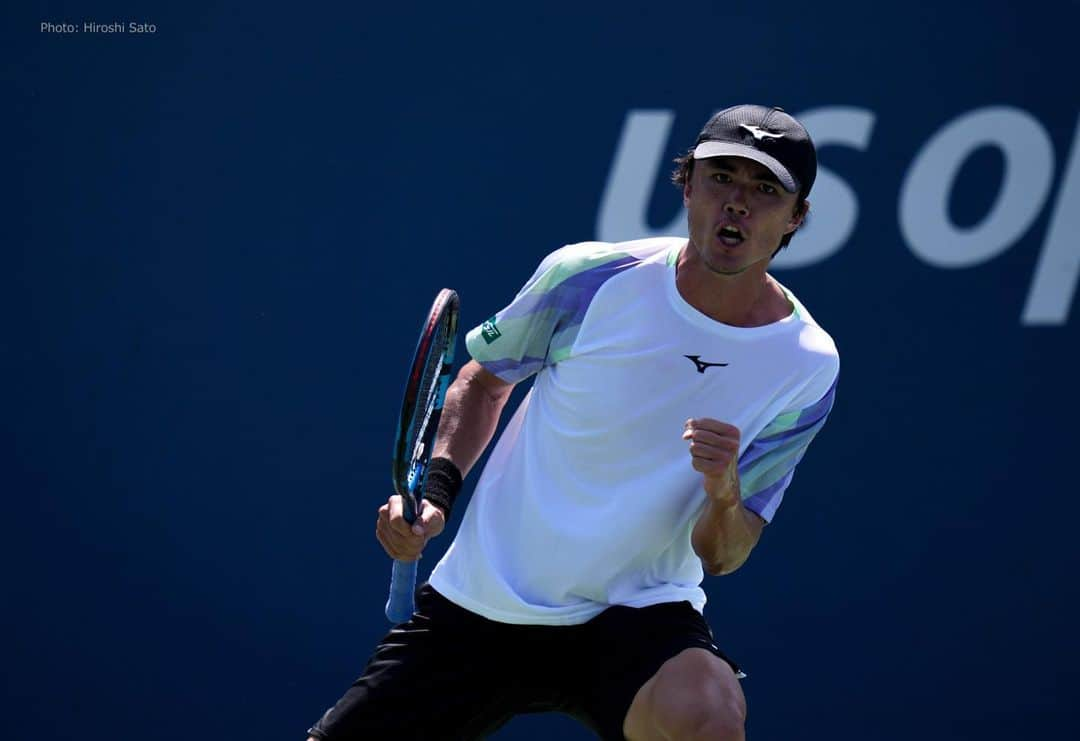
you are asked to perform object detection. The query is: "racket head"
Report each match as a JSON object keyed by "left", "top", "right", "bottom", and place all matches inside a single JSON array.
[{"left": 390, "top": 288, "right": 460, "bottom": 524}]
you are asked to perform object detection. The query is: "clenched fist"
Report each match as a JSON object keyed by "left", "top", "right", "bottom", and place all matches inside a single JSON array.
[
  {"left": 683, "top": 418, "right": 741, "bottom": 507},
  {"left": 376, "top": 495, "right": 446, "bottom": 561}
]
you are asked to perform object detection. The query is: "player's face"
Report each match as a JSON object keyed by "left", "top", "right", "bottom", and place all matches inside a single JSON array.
[{"left": 683, "top": 156, "right": 806, "bottom": 276}]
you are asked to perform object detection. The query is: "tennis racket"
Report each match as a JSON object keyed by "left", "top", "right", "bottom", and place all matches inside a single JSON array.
[{"left": 385, "top": 288, "right": 460, "bottom": 623}]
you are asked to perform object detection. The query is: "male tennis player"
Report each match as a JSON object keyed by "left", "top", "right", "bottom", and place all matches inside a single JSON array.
[{"left": 308, "top": 104, "right": 838, "bottom": 740}]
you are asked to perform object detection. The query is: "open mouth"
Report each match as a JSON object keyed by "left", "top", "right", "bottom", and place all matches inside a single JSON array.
[{"left": 717, "top": 225, "right": 745, "bottom": 246}]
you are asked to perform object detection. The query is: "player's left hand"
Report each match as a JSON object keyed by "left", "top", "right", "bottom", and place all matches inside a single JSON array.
[{"left": 683, "top": 418, "right": 741, "bottom": 507}]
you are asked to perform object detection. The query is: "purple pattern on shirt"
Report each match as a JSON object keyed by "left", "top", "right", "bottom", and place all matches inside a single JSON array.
[
  {"left": 793, "top": 377, "right": 837, "bottom": 427},
  {"left": 739, "top": 379, "right": 837, "bottom": 469},
  {"left": 742, "top": 469, "right": 795, "bottom": 520},
  {"left": 482, "top": 356, "right": 547, "bottom": 381},
  {"left": 500, "top": 254, "right": 640, "bottom": 331}
]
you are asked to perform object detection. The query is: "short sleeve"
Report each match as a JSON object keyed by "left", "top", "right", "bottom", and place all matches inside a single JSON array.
[
  {"left": 739, "top": 375, "right": 838, "bottom": 523},
  {"left": 465, "top": 244, "right": 640, "bottom": 384}
]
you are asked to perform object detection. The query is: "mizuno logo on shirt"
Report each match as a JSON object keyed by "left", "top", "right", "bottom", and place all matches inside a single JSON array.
[{"left": 684, "top": 355, "right": 729, "bottom": 373}]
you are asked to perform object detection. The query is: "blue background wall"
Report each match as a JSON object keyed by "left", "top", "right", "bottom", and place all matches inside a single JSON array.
[{"left": 7, "top": 1, "right": 1078, "bottom": 738}]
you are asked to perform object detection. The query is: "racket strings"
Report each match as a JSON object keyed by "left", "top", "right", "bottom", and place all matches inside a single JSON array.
[{"left": 407, "top": 315, "right": 451, "bottom": 471}]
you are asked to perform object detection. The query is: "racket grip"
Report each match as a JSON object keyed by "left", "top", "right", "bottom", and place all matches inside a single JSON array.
[{"left": 385, "top": 559, "right": 419, "bottom": 623}]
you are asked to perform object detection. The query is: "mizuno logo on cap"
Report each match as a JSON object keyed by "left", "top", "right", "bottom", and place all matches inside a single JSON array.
[{"left": 740, "top": 124, "right": 785, "bottom": 142}]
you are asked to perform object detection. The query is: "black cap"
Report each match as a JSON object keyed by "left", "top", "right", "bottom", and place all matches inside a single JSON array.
[{"left": 693, "top": 104, "right": 817, "bottom": 196}]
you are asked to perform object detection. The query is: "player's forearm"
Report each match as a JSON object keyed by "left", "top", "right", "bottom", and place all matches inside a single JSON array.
[
  {"left": 431, "top": 363, "right": 512, "bottom": 477},
  {"left": 691, "top": 489, "right": 764, "bottom": 576}
]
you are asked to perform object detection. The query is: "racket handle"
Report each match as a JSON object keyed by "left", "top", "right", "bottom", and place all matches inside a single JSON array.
[{"left": 385, "top": 559, "right": 418, "bottom": 623}]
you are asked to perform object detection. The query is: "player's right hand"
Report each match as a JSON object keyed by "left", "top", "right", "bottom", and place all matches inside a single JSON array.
[{"left": 376, "top": 495, "right": 446, "bottom": 561}]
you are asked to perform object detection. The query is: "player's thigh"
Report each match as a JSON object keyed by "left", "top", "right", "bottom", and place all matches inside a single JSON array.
[
  {"left": 623, "top": 647, "right": 746, "bottom": 741},
  {"left": 570, "top": 601, "right": 742, "bottom": 740},
  {"left": 307, "top": 585, "right": 518, "bottom": 740}
]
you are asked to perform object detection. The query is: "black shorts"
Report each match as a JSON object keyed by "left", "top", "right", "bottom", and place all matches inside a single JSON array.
[{"left": 307, "top": 584, "right": 740, "bottom": 740}]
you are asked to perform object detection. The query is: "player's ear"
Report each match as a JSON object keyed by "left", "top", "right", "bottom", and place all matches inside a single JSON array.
[
  {"left": 786, "top": 199, "right": 809, "bottom": 233},
  {"left": 683, "top": 176, "right": 693, "bottom": 207}
]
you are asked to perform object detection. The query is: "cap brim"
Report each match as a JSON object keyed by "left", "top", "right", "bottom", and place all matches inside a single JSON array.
[{"left": 692, "top": 141, "right": 799, "bottom": 193}]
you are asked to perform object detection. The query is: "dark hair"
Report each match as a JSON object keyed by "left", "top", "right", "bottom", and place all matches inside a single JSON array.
[{"left": 671, "top": 148, "right": 809, "bottom": 256}]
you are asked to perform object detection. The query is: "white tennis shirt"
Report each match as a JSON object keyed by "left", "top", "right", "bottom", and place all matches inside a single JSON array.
[{"left": 428, "top": 238, "right": 839, "bottom": 625}]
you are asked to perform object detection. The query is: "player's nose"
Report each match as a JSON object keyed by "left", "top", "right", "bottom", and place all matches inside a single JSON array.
[{"left": 723, "top": 198, "right": 749, "bottom": 217}]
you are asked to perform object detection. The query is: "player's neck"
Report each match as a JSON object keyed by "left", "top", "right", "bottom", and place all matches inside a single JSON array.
[{"left": 675, "top": 243, "right": 791, "bottom": 327}]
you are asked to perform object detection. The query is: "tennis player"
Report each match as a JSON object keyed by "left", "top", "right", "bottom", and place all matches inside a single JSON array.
[{"left": 307, "top": 104, "right": 839, "bottom": 740}]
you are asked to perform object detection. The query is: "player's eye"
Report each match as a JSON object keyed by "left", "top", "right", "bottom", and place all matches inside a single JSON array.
[
  {"left": 758, "top": 183, "right": 777, "bottom": 195},
  {"left": 712, "top": 173, "right": 732, "bottom": 183}
]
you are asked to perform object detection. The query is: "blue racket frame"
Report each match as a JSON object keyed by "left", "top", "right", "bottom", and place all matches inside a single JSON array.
[{"left": 385, "top": 288, "right": 459, "bottom": 623}]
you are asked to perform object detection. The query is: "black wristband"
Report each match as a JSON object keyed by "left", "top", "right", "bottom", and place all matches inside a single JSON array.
[{"left": 422, "top": 457, "right": 463, "bottom": 517}]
